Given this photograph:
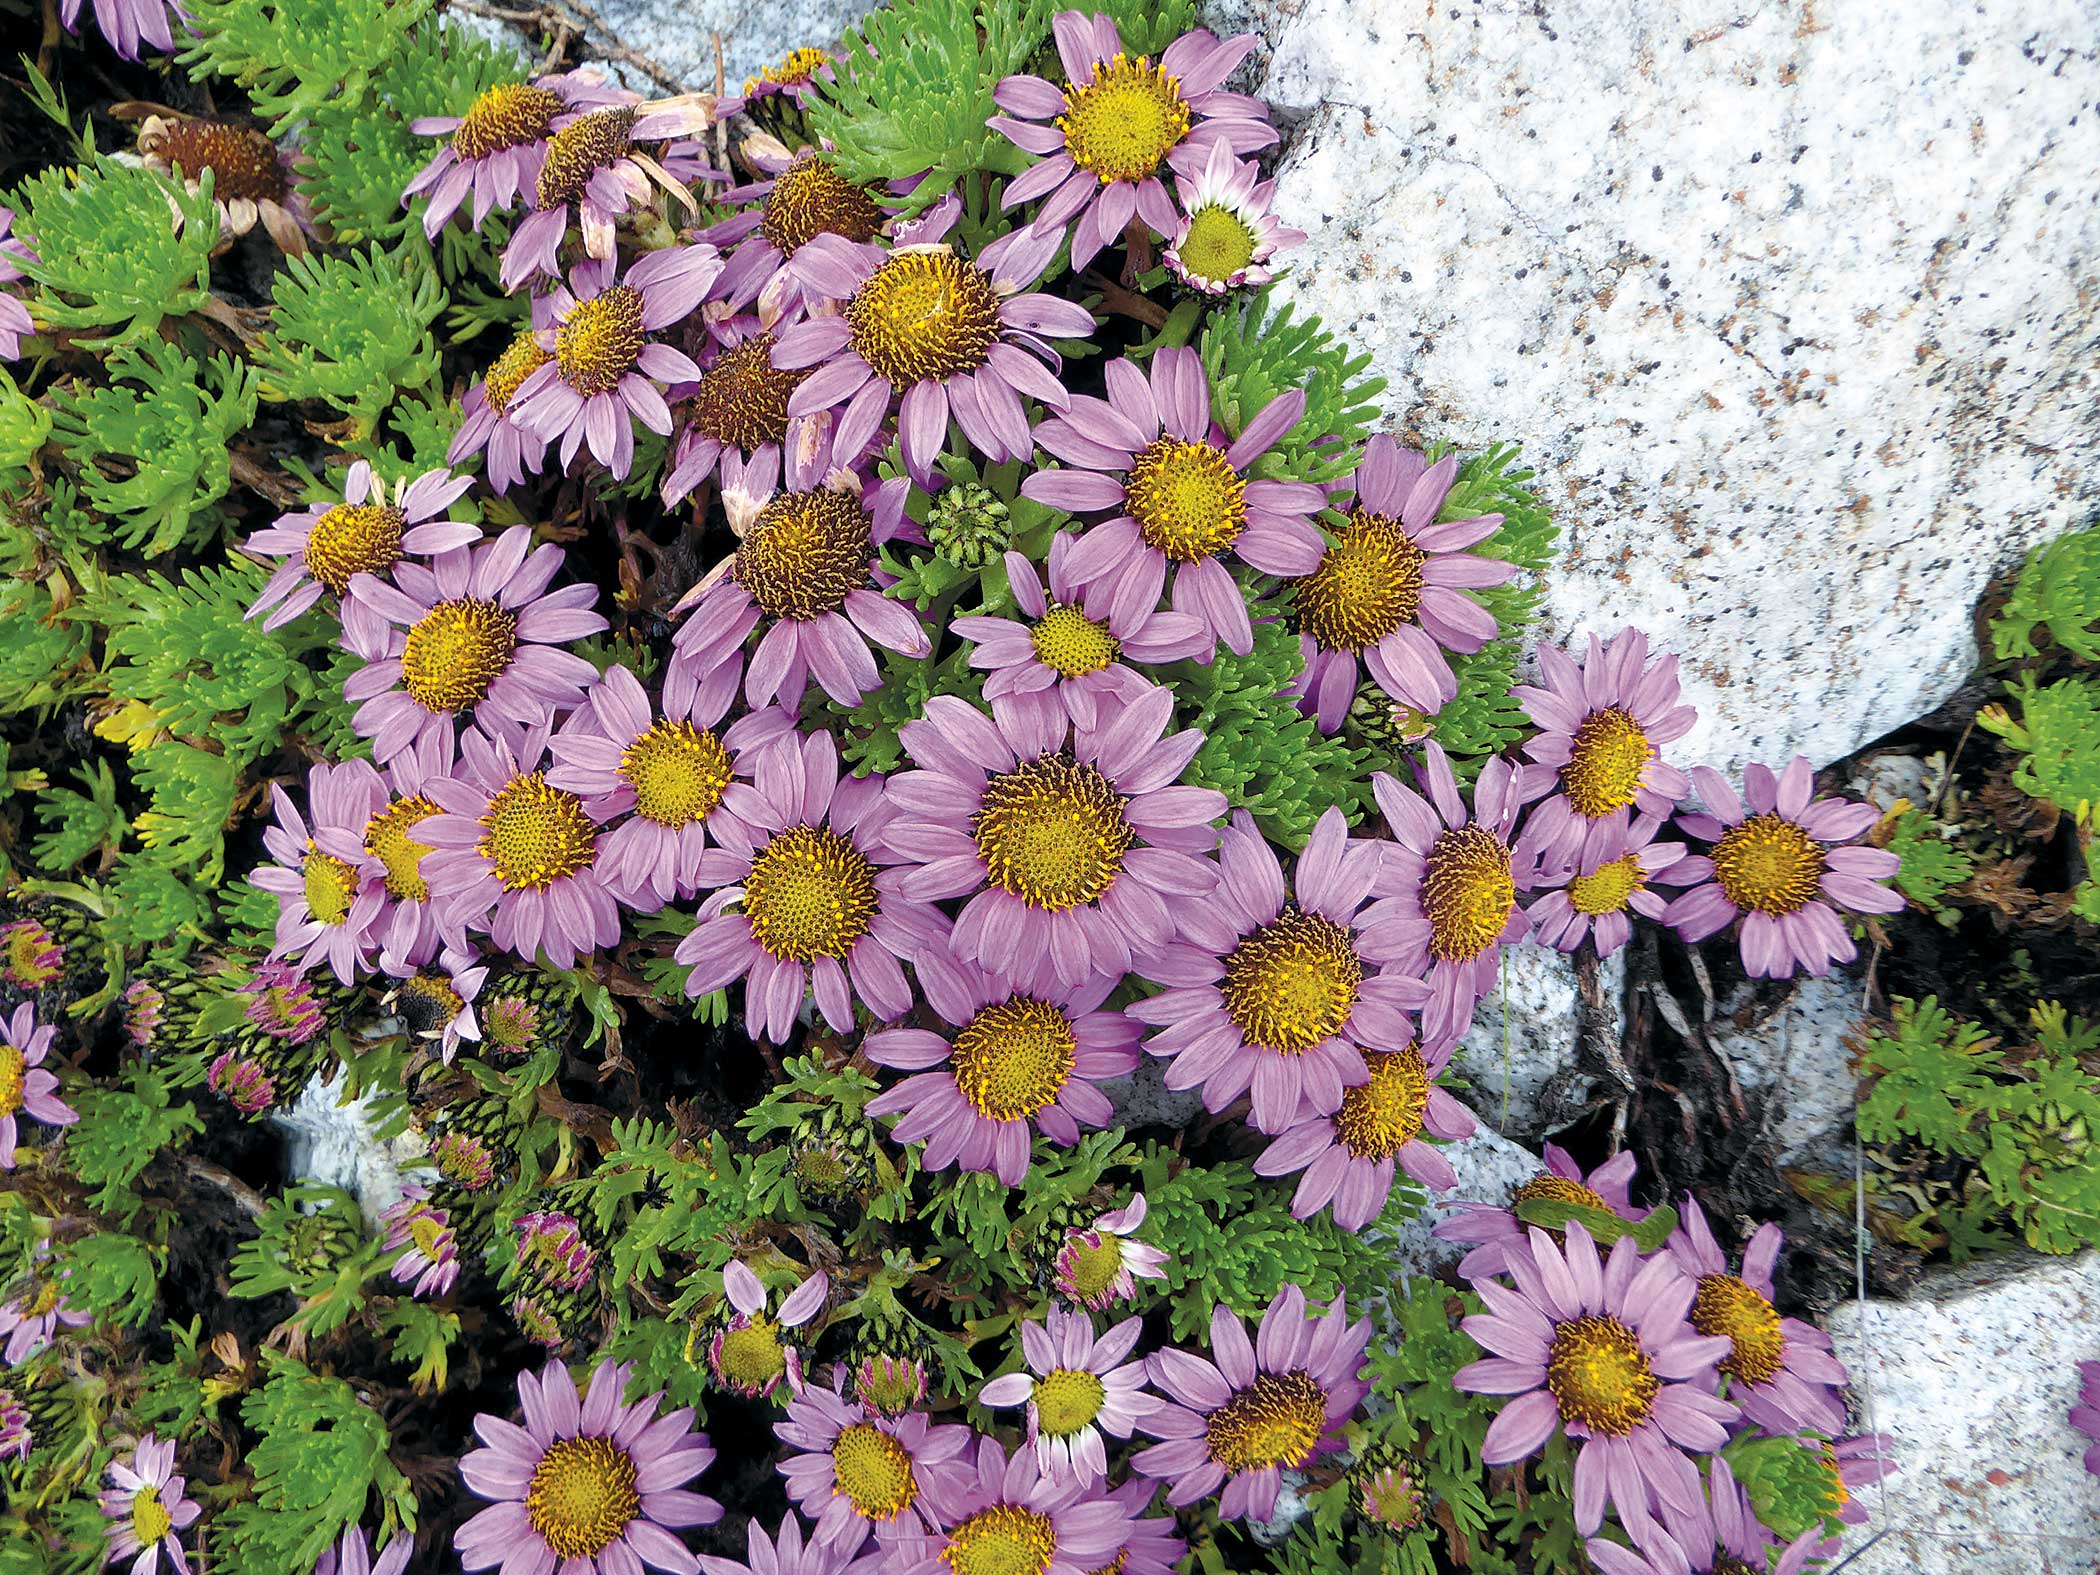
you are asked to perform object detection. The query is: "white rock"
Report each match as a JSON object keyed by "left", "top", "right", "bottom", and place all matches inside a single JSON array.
[
  {"left": 271, "top": 1069, "right": 432, "bottom": 1227},
  {"left": 1449, "top": 945, "right": 1622, "bottom": 1139},
  {"left": 1825, "top": 1250, "right": 2100, "bottom": 1574},
  {"left": 1239, "top": 0, "right": 2100, "bottom": 779},
  {"left": 1375, "top": 1120, "right": 1541, "bottom": 1283},
  {"left": 563, "top": 0, "right": 869, "bottom": 95},
  {"left": 1708, "top": 973, "right": 1865, "bottom": 1165},
  {"left": 1103, "top": 1054, "right": 1211, "bottom": 1131}
]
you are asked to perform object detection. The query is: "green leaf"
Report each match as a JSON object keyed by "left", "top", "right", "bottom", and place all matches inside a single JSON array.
[
  {"left": 9, "top": 157, "right": 218, "bottom": 346},
  {"left": 252, "top": 244, "right": 446, "bottom": 437},
  {"left": 178, "top": 0, "right": 437, "bottom": 121},
  {"left": 60, "top": 1069, "right": 203, "bottom": 1225},
  {"left": 1992, "top": 521, "right": 2100, "bottom": 664}
]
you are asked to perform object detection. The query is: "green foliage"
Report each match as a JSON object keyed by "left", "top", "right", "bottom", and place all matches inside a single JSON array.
[
  {"left": 1978, "top": 673, "right": 2100, "bottom": 811},
  {"left": 1202, "top": 290, "right": 1386, "bottom": 488},
  {"left": 1856, "top": 996, "right": 2005, "bottom": 1154},
  {"left": 1975, "top": 1001, "right": 2100, "bottom": 1253},
  {"left": 0, "top": 580, "right": 91, "bottom": 717},
  {"left": 9, "top": 158, "right": 218, "bottom": 346},
  {"left": 229, "top": 1185, "right": 387, "bottom": 1338},
  {"left": 0, "top": 366, "right": 53, "bottom": 470},
  {"left": 1992, "top": 521, "right": 2100, "bottom": 663},
  {"left": 1086, "top": 0, "right": 1199, "bottom": 54},
  {"left": 178, "top": 0, "right": 438, "bottom": 120},
  {"left": 1724, "top": 1433, "right": 1855, "bottom": 1546},
  {"left": 1884, "top": 806, "right": 1974, "bottom": 911},
  {"left": 252, "top": 246, "right": 445, "bottom": 436},
  {"left": 32, "top": 762, "right": 126, "bottom": 874},
  {"left": 1512, "top": 1195, "right": 1680, "bottom": 1254},
  {"left": 60, "top": 1070, "right": 202, "bottom": 1225},
  {"left": 48, "top": 339, "right": 261, "bottom": 555},
  {"left": 55, "top": 1232, "right": 159, "bottom": 1330}
]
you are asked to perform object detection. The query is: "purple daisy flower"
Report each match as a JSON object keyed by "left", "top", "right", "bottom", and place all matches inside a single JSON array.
[
  {"left": 250, "top": 761, "right": 389, "bottom": 983},
  {"left": 513, "top": 1210, "right": 597, "bottom": 1295},
  {"left": 382, "top": 1185, "right": 461, "bottom": 1299},
  {"left": 1088, "top": 1478, "right": 1187, "bottom": 1575},
  {"left": 0, "top": 1255, "right": 89, "bottom": 1364},
  {"left": 207, "top": 1046, "right": 280, "bottom": 1116},
  {"left": 2076, "top": 1361, "right": 2100, "bottom": 1478},
  {"left": 1437, "top": 1143, "right": 1647, "bottom": 1283},
  {"left": 1662, "top": 758, "right": 1904, "bottom": 980},
  {"left": 675, "top": 726, "right": 950, "bottom": 1042},
  {"left": 709, "top": 1260, "right": 827, "bottom": 1400},
  {"left": 58, "top": 0, "right": 173, "bottom": 60},
  {"left": 976, "top": 1304, "right": 1162, "bottom": 1484},
  {"left": 239, "top": 960, "right": 330, "bottom": 1045},
  {"left": 382, "top": 947, "right": 489, "bottom": 1063},
  {"left": 243, "top": 462, "right": 479, "bottom": 632},
  {"left": 889, "top": 688, "right": 1224, "bottom": 993},
  {"left": 953, "top": 536, "right": 1209, "bottom": 733},
  {"left": 1162, "top": 142, "right": 1306, "bottom": 295},
  {"left": 667, "top": 425, "right": 928, "bottom": 711},
  {"left": 1052, "top": 1195, "right": 1170, "bottom": 1311},
  {"left": 1135, "top": 1284, "right": 1373, "bottom": 1522},
  {"left": 448, "top": 298, "right": 560, "bottom": 494},
  {"left": 406, "top": 70, "right": 630, "bottom": 237},
  {"left": 509, "top": 247, "right": 721, "bottom": 481},
  {"left": 1023, "top": 346, "right": 1326, "bottom": 659},
  {"left": 661, "top": 315, "right": 818, "bottom": 508},
  {"left": 456, "top": 1359, "right": 722, "bottom": 1575},
  {"left": 416, "top": 721, "right": 623, "bottom": 969},
  {"left": 889, "top": 1434, "right": 1135, "bottom": 1575},
  {"left": 1524, "top": 813, "right": 1693, "bottom": 958},
  {"left": 1664, "top": 1197, "right": 1849, "bottom": 1438},
  {"left": 698, "top": 1514, "right": 882, "bottom": 1575},
  {"left": 990, "top": 13, "right": 1274, "bottom": 272},
  {"left": 698, "top": 135, "right": 892, "bottom": 323},
  {"left": 772, "top": 198, "right": 1095, "bottom": 486},
  {"left": 0, "top": 1004, "right": 75, "bottom": 1169},
  {"left": 100, "top": 1435, "right": 201, "bottom": 1575},
  {"left": 0, "top": 917, "right": 62, "bottom": 993},
  {"left": 342, "top": 526, "right": 607, "bottom": 765},
  {"left": 314, "top": 1527, "right": 413, "bottom": 1575},
  {"left": 1455, "top": 1222, "right": 1739, "bottom": 1537},
  {"left": 1515, "top": 629, "right": 1699, "bottom": 868},
  {"left": 0, "top": 1383, "right": 28, "bottom": 1462},
  {"left": 545, "top": 664, "right": 794, "bottom": 910},
  {"left": 1364, "top": 742, "right": 1530, "bottom": 1057},
  {"left": 1286, "top": 438, "right": 1513, "bottom": 731},
  {"left": 135, "top": 114, "right": 316, "bottom": 256},
  {"left": 122, "top": 978, "right": 166, "bottom": 1051},
  {"left": 774, "top": 1377, "right": 972, "bottom": 1553},
  {"left": 1129, "top": 805, "right": 1422, "bottom": 1133},
  {"left": 0, "top": 210, "right": 36, "bottom": 360},
  {"left": 864, "top": 946, "right": 1140, "bottom": 1185},
  {"left": 714, "top": 46, "right": 835, "bottom": 119},
  {"left": 360, "top": 731, "right": 459, "bottom": 975},
  {"left": 1255, "top": 1043, "right": 1476, "bottom": 1227},
  {"left": 1586, "top": 1456, "right": 1827, "bottom": 1575}
]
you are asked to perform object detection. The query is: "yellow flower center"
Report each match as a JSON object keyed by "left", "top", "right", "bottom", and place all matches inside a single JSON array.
[
  {"left": 557, "top": 285, "right": 646, "bottom": 397},
  {"left": 972, "top": 755, "right": 1135, "bottom": 912},
  {"left": 1124, "top": 437, "right": 1246, "bottom": 563},
  {"left": 1204, "top": 1370, "right": 1326, "bottom": 1474},
  {"left": 400, "top": 971, "right": 465, "bottom": 1024},
  {"left": 302, "top": 502, "right": 407, "bottom": 597},
  {"left": 399, "top": 597, "right": 518, "bottom": 714},
  {"left": 1296, "top": 509, "right": 1428, "bottom": 652},
  {"left": 485, "top": 332, "right": 554, "bottom": 415},
  {"left": 949, "top": 997, "right": 1076, "bottom": 1121},
  {"left": 1058, "top": 54, "right": 1192, "bottom": 184},
  {"left": 130, "top": 1492, "right": 174, "bottom": 1549},
  {"left": 302, "top": 849, "right": 360, "bottom": 926},
  {"left": 1691, "top": 1273, "right": 1787, "bottom": 1386},
  {"left": 716, "top": 1318, "right": 787, "bottom": 1388},
  {"left": 1176, "top": 203, "right": 1260, "bottom": 283},
  {"left": 0, "top": 1046, "right": 24, "bottom": 1119},
  {"left": 1545, "top": 1315, "right": 1658, "bottom": 1435},
  {"left": 477, "top": 773, "right": 598, "bottom": 892},
  {"left": 943, "top": 1504, "right": 1058, "bottom": 1575},
  {"left": 537, "top": 107, "right": 635, "bottom": 208},
  {"left": 1029, "top": 602, "right": 1120, "bottom": 678},
  {"left": 1711, "top": 813, "right": 1825, "bottom": 917},
  {"left": 1332, "top": 1048, "right": 1432, "bottom": 1160},
  {"left": 846, "top": 250, "right": 1003, "bottom": 387},
  {"left": 525, "top": 1435, "right": 640, "bottom": 1560},
  {"left": 433, "top": 1130, "right": 497, "bottom": 1190},
  {"left": 1, "top": 922, "right": 61, "bottom": 990},
  {"left": 408, "top": 1213, "right": 448, "bottom": 1258},
  {"left": 691, "top": 333, "right": 809, "bottom": 453},
  {"left": 1420, "top": 825, "right": 1516, "bottom": 964},
  {"left": 1219, "top": 906, "right": 1362, "bottom": 1053},
  {"left": 1032, "top": 1368, "right": 1106, "bottom": 1437},
  {"left": 1563, "top": 707, "right": 1655, "bottom": 820},
  {"left": 832, "top": 1422, "right": 918, "bottom": 1520},
  {"left": 749, "top": 45, "right": 828, "bottom": 90},
  {"left": 1567, "top": 854, "right": 1646, "bottom": 917},
  {"left": 148, "top": 119, "right": 285, "bottom": 202},
  {"left": 1060, "top": 1232, "right": 1125, "bottom": 1304},
  {"left": 621, "top": 720, "right": 733, "bottom": 827},
  {"left": 760, "top": 155, "right": 886, "bottom": 256},
  {"left": 742, "top": 825, "right": 880, "bottom": 963},
  {"left": 22, "top": 1281, "right": 59, "bottom": 1318},
  {"left": 1086, "top": 1555, "right": 1131, "bottom": 1575},
  {"left": 453, "top": 83, "right": 564, "bottom": 161},
  {"left": 1511, "top": 1173, "right": 1609, "bottom": 1213},
  {"left": 364, "top": 796, "right": 440, "bottom": 902},
  {"left": 734, "top": 489, "right": 873, "bottom": 621}
]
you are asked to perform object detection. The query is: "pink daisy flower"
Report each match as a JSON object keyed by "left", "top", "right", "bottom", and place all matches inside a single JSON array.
[
  {"left": 456, "top": 1359, "right": 722, "bottom": 1575},
  {"left": 1586, "top": 1456, "right": 1828, "bottom": 1575},
  {"left": 0, "top": 1003, "right": 76, "bottom": 1170},
  {"left": 951, "top": 535, "right": 1209, "bottom": 733},
  {"left": 774, "top": 1378, "right": 972, "bottom": 1554},
  {"left": 382, "top": 1185, "right": 461, "bottom": 1299},
  {"left": 698, "top": 1514, "right": 883, "bottom": 1575},
  {"left": 342, "top": 526, "right": 607, "bottom": 764},
  {"left": 1135, "top": 1285, "right": 1373, "bottom": 1522},
  {"left": 1087, "top": 1479, "right": 1187, "bottom": 1575},
  {"left": 250, "top": 761, "right": 389, "bottom": 983},
  {"left": 315, "top": 1527, "right": 412, "bottom": 1575},
  {"left": 889, "top": 688, "right": 1224, "bottom": 993},
  {"left": 976, "top": 1304, "right": 1162, "bottom": 1484},
  {"left": 0, "top": 1384, "right": 28, "bottom": 1463},
  {"left": 0, "top": 210, "right": 35, "bottom": 360},
  {"left": 0, "top": 916, "right": 63, "bottom": 994},
  {"left": 58, "top": 0, "right": 173, "bottom": 60},
  {"left": 1287, "top": 438, "right": 1513, "bottom": 732},
  {"left": 1455, "top": 1222, "right": 1738, "bottom": 1537},
  {"left": 417, "top": 721, "right": 624, "bottom": 969},
  {"left": 360, "top": 730, "right": 459, "bottom": 974},
  {"left": 1364, "top": 742, "right": 1530, "bottom": 1057},
  {"left": 667, "top": 425, "right": 928, "bottom": 711},
  {"left": 1052, "top": 1195, "right": 1170, "bottom": 1311},
  {"left": 714, "top": 46, "right": 836, "bottom": 120},
  {"left": 448, "top": 308, "right": 559, "bottom": 494},
  {"left": 990, "top": 13, "right": 1275, "bottom": 271},
  {"left": 239, "top": 959, "right": 330, "bottom": 1045},
  {"left": 1662, "top": 758, "right": 1904, "bottom": 979},
  {"left": 709, "top": 1260, "right": 827, "bottom": 1400},
  {"left": 697, "top": 135, "right": 892, "bottom": 322},
  {"left": 99, "top": 1435, "right": 201, "bottom": 1575},
  {"left": 1162, "top": 142, "right": 1306, "bottom": 294},
  {"left": 1524, "top": 813, "right": 1694, "bottom": 958},
  {"left": 1022, "top": 346, "right": 1326, "bottom": 660},
  {"left": 674, "top": 726, "right": 950, "bottom": 1043},
  {"left": 545, "top": 664, "right": 794, "bottom": 910},
  {"left": 864, "top": 946, "right": 1140, "bottom": 1185},
  {"left": 513, "top": 1209, "right": 597, "bottom": 1294},
  {"left": 0, "top": 1257, "right": 90, "bottom": 1364},
  {"left": 771, "top": 198, "right": 1094, "bottom": 485},
  {"left": 1129, "top": 805, "right": 1423, "bottom": 1133},
  {"left": 382, "top": 946, "right": 489, "bottom": 1063},
  {"left": 1514, "top": 628, "right": 1699, "bottom": 868},
  {"left": 890, "top": 1434, "right": 1135, "bottom": 1575},
  {"left": 241, "top": 462, "right": 478, "bottom": 633},
  {"left": 660, "top": 316, "right": 817, "bottom": 508},
  {"left": 405, "top": 70, "right": 630, "bottom": 236},
  {"left": 1437, "top": 1142, "right": 1647, "bottom": 1283}
]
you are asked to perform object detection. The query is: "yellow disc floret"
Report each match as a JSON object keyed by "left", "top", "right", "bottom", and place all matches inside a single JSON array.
[
  {"left": 1203, "top": 1370, "right": 1326, "bottom": 1473},
  {"left": 557, "top": 285, "right": 647, "bottom": 397},
  {"left": 1691, "top": 1273, "right": 1787, "bottom": 1385},
  {"left": 1219, "top": 906, "right": 1362, "bottom": 1053},
  {"left": 1419, "top": 825, "right": 1516, "bottom": 964},
  {"left": 761, "top": 154, "right": 885, "bottom": 255},
  {"left": 453, "top": 83, "right": 564, "bottom": 161},
  {"left": 846, "top": 250, "right": 1002, "bottom": 386},
  {"left": 1545, "top": 1314, "right": 1658, "bottom": 1435},
  {"left": 691, "top": 333, "right": 809, "bottom": 452},
  {"left": 477, "top": 773, "right": 598, "bottom": 891},
  {"left": 949, "top": 997, "right": 1077, "bottom": 1121},
  {"left": 735, "top": 490, "right": 873, "bottom": 621},
  {"left": 972, "top": 756, "right": 1135, "bottom": 912},
  {"left": 832, "top": 1422, "right": 918, "bottom": 1520},
  {"left": 537, "top": 107, "right": 636, "bottom": 208},
  {"left": 302, "top": 849, "right": 359, "bottom": 926},
  {"left": 942, "top": 1504, "right": 1058, "bottom": 1575},
  {"left": 400, "top": 598, "right": 518, "bottom": 714},
  {"left": 365, "top": 796, "right": 440, "bottom": 902},
  {"left": 1124, "top": 437, "right": 1246, "bottom": 563},
  {"left": 1029, "top": 603, "right": 1120, "bottom": 678},
  {"left": 303, "top": 503, "right": 407, "bottom": 596},
  {"left": 742, "top": 825, "right": 880, "bottom": 963},
  {"left": 1711, "top": 813, "right": 1825, "bottom": 916},
  {"left": 485, "top": 333, "right": 554, "bottom": 414},
  {"left": 1563, "top": 707, "right": 1655, "bottom": 820},
  {"left": 1058, "top": 55, "right": 1192, "bottom": 184},
  {"left": 1567, "top": 854, "right": 1646, "bottom": 917},
  {"left": 1332, "top": 1048, "right": 1432, "bottom": 1160},
  {"left": 525, "top": 1435, "right": 640, "bottom": 1559},
  {"left": 1032, "top": 1368, "right": 1107, "bottom": 1437},
  {"left": 1296, "top": 510, "right": 1427, "bottom": 652},
  {"left": 621, "top": 720, "right": 733, "bottom": 827},
  {"left": 1176, "top": 203, "right": 1260, "bottom": 283}
]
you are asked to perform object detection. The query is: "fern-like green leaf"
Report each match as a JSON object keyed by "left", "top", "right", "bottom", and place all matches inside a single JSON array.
[
  {"left": 252, "top": 245, "right": 445, "bottom": 436},
  {"left": 178, "top": 0, "right": 437, "bottom": 121},
  {"left": 1855, "top": 996, "right": 2002, "bottom": 1156},
  {"left": 1992, "top": 521, "right": 2100, "bottom": 663},
  {"left": 9, "top": 157, "right": 218, "bottom": 345}
]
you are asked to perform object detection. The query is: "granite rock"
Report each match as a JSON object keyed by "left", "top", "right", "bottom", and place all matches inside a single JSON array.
[
  {"left": 272, "top": 1069, "right": 431, "bottom": 1226},
  {"left": 1708, "top": 973, "right": 1865, "bottom": 1165},
  {"left": 561, "top": 0, "right": 868, "bottom": 95},
  {"left": 1374, "top": 1119, "right": 1541, "bottom": 1283},
  {"left": 1449, "top": 944, "right": 1621, "bottom": 1140}
]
